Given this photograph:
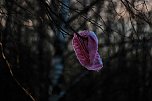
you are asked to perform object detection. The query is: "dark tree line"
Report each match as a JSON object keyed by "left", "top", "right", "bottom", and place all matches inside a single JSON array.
[{"left": 0, "top": 0, "right": 152, "bottom": 101}]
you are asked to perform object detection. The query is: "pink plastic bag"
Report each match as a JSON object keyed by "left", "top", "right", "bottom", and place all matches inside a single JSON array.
[{"left": 72, "top": 30, "right": 103, "bottom": 71}]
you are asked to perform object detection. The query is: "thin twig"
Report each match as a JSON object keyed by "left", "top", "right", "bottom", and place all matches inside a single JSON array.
[{"left": 0, "top": 42, "right": 36, "bottom": 101}]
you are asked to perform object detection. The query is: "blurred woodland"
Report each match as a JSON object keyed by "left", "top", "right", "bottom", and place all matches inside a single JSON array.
[{"left": 0, "top": 0, "right": 152, "bottom": 101}]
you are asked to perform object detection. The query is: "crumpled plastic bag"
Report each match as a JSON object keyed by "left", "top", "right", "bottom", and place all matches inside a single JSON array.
[{"left": 72, "top": 30, "right": 103, "bottom": 71}]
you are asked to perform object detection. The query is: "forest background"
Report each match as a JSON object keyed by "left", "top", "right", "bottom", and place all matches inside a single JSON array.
[{"left": 0, "top": 0, "right": 152, "bottom": 101}]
